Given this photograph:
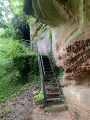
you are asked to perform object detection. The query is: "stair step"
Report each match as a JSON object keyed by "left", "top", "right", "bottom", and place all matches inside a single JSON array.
[
  {"left": 42, "top": 58, "right": 49, "bottom": 59},
  {"left": 44, "top": 78, "right": 55, "bottom": 80},
  {"left": 45, "top": 71, "right": 52, "bottom": 72},
  {"left": 44, "top": 65, "right": 51, "bottom": 67},
  {"left": 47, "top": 98, "right": 62, "bottom": 102},
  {"left": 43, "top": 61, "right": 49, "bottom": 62},
  {"left": 45, "top": 82, "right": 56, "bottom": 85},
  {"left": 46, "top": 87, "right": 58, "bottom": 90},
  {"left": 44, "top": 80, "right": 55, "bottom": 83},
  {"left": 43, "top": 59, "right": 49, "bottom": 60},
  {"left": 44, "top": 79, "right": 55, "bottom": 83},
  {"left": 45, "top": 104, "right": 68, "bottom": 112},
  {"left": 44, "top": 64, "right": 51, "bottom": 66},
  {"left": 45, "top": 75, "right": 51, "bottom": 76},
  {"left": 43, "top": 61, "right": 50, "bottom": 65},
  {"left": 60, "top": 85, "right": 64, "bottom": 88},
  {"left": 45, "top": 68, "right": 52, "bottom": 69},
  {"left": 45, "top": 71, "right": 53, "bottom": 72},
  {"left": 44, "top": 68, "right": 51, "bottom": 70},
  {"left": 47, "top": 93, "right": 60, "bottom": 95},
  {"left": 42, "top": 56, "right": 49, "bottom": 59}
]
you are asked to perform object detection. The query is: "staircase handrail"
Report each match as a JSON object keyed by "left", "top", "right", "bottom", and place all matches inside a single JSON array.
[
  {"left": 37, "top": 43, "right": 47, "bottom": 106},
  {"left": 48, "top": 56, "right": 62, "bottom": 98}
]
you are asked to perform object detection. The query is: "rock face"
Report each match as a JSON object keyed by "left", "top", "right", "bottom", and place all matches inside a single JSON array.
[
  {"left": 24, "top": 0, "right": 90, "bottom": 85},
  {"left": 29, "top": 18, "right": 50, "bottom": 54},
  {"left": 59, "top": 39, "right": 90, "bottom": 85}
]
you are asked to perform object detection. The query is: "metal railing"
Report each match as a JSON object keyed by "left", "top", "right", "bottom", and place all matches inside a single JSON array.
[
  {"left": 48, "top": 56, "right": 63, "bottom": 99},
  {"left": 31, "top": 40, "right": 63, "bottom": 106},
  {"left": 37, "top": 45, "right": 47, "bottom": 106}
]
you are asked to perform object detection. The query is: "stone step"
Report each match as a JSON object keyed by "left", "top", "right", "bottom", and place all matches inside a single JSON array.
[
  {"left": 45, "top": 104, "right": 68, "bottom": 112},
  {"left": 47, "top": 98, "right": 62, "bottom": 102}
]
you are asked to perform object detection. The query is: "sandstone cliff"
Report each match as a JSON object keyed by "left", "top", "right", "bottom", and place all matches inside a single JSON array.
[{"left": 24, "top": 0, "right": 90, "bottom": 85}]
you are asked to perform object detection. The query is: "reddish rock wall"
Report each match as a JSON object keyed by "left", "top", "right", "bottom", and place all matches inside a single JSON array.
[
  {"left": 52, "top": 24, "right": 90, "bottom": 86},
  {"left": 52, "top": 26, "right": 90, "bottom": 85}
]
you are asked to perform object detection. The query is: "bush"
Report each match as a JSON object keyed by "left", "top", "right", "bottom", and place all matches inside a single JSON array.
[
  {"left": 0, "top": 38, "right": 39, "bottom": 101},
  {"left": 12, "top": 55, "right": 39, "bottom": 84},
  {"left": 33, "top": 90, "right": 44, "bottom": 106}
]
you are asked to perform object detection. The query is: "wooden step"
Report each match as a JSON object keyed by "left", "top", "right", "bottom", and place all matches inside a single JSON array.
[
  {"left": 42, "top": 57, "right": 48, "bottom": 58},
  {"left": 45, "top": 71, "right": 52, "bottom": 72},
  {"left": 46, "top": 93, "right": 60, "bottom": 95},
  {"left": 45, "top": 74, "right": 53, "bottom": 77},
  {"left": 45, "top": 71, "right": 53, "bottom": 72},
  {"left": 46, "top": 68, "right": 52, "bottom": 70},
  {"left": 44, "top": 64, "right": 51, "bottom": 66},
  {"left": 44, "top": 78, "right": 55, "bottom": 80},
  {"left": 44, "top": 69, "right": 52, "bottom": 71},
  {"left": 47, "top": 98, "right": 62, "bottom": 102},
  {"left": 45, "top": 82, "right": 56, "bottom": 85},
  {"left": 44, "top": 80, "right": 55, "bottom": 83},
  {"left": 43, "top": 59, "right": 49, "bottom": 60},
  {"left": 43, "top": 61, "right": 50, "bottom": 65},
  {"left": 43, "top": 58, "right": 49, "bottom": 60},
  {"left": 43, "top": 60, "right": 49, "bottom": 61},
  {"left": 44, "top": 65, "right": 51, "bottom": 67},
  {"left": 46, "top": 87, "right": 58, "bottom": 90}
]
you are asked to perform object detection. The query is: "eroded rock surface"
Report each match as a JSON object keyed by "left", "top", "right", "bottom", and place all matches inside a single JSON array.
[{"left": 59, "top": 39, "right": 90, "bottom": 85}]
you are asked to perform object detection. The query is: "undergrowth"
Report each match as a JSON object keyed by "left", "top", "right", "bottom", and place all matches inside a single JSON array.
[
  {"left": 0, "top": 38, "right": 39, "bottom": 102},
  {"left": 33, "top": 90, "right": 44, "bottom": 107}
]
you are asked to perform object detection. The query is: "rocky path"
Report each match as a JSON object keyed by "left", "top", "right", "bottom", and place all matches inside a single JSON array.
[{"left": 0, "top": 84, "right": 74, "bottom": 120}]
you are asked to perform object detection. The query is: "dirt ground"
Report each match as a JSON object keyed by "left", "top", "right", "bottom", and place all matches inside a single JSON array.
[{"left": 0, "top": 84, "right": 74, "bottom": 120}]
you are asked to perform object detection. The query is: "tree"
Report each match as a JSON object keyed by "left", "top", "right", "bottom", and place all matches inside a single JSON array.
[{"left": 0, "top": 0, "right": 24, "bottom": 37}]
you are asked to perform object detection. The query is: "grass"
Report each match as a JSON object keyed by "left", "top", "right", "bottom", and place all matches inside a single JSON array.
[{"left": 0, "top": 38, "right": 39, "bottom": 102}]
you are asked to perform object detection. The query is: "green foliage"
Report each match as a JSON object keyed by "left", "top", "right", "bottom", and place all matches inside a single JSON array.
[
  {"left": 54, "top": 66, "right": 64, "bottom": 78},
  {"left": 51, "top": 57, "right": 64, "bottom": 80},
  {"left": 28, "top": 74, "right": 40, "bottom": 83},
  {"left": 48, "top": 26, "right": 52, "bottom": 54},
  {"left": 0, "top": 38, "right": 39, "bottom": 101},
  {"left": 0, "top": 0, "right": 24, "bottom": 38},
  {"left": 12, "top": 55, "right": 39, "bottom": 84},
  {"left": 33, "top": 90, "right": 44, "bottom": 105},
  {"left": 12, "top": 14, "right": 28, "bottom": 30}
]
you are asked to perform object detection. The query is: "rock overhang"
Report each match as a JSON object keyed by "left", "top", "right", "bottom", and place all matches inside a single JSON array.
[{"left": 23, "top": 0, "right": 90, "bottom": 85}]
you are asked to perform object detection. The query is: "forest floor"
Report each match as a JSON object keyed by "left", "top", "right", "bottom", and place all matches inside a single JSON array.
[{"left": 0, "top": 84, "right": 74, "bottom": 120}]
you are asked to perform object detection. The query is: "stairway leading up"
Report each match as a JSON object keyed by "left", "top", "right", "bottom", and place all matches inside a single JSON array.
[{"left": 38, "top": 53, "right": 67, "bottom": 111}]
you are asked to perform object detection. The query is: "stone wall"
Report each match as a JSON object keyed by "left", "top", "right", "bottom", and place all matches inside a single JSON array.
[
  {"left": 62, "top": 85, "right": 90, "bottom": 120},
  {"left": 29, "top": 17, "right": 50, "bottom": 54}
]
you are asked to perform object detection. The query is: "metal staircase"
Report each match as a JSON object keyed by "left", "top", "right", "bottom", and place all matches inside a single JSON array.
[{"left": 38, "top": 50, "right": 67, "bottom": 111}]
